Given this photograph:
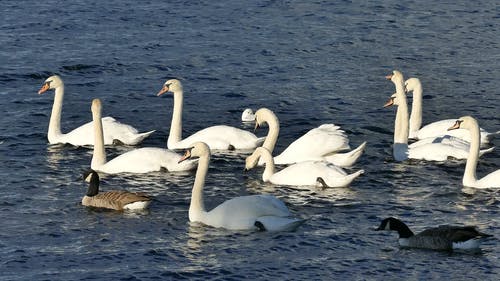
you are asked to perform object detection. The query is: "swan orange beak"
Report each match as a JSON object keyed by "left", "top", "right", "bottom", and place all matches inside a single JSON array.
[
  {"left": 383, "top": 97, "right": 395, "bottom": 108},
  {"left": 38, "top": 83, "right": 50, "bottom": 94},
  {"left": 385, "top": 74, "right": 393, "bottom": 80},
  {"left": 178, "top": 149, "right": 192, "bottom": 163},
  {"left": 157, "top": 85, "right": 169, "bottom": 96},
  {"left": 447, "top": 120, "right": 462, "bottom": 131}
]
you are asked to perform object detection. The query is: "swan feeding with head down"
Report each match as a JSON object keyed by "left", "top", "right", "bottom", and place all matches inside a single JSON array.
[
  {"left": 385, "top": 70, "right": 493, "bottom": 162},
  {"left": 404, "top": 77, "right": 497, "bottom": 144},
  {"left": 38, "top": 75, "right": 154, "bottom": 146},
  {"left": 253, "top": 108, "right": 366, "bottom": 167},
  {"left": 90, "top": 99, "right": 196, "bottom": 174},
  {"left": 245, "top": 147, "right": 364, "bottom": 188},
  {"left": 448, "top": 116, "right": 500, "bottom": 189},
  {"left": 157, "top": 79, "right": 264, "bottom": 150},
  {"left": 178, "top": 142, "right": 305, "bottom": 232}
]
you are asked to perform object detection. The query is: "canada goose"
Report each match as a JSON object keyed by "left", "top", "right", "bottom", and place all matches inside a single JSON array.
[
  {"left": 376, "top": 217, "right": 492, "bottom": 251},
  {"left": 82, "top": 170, "right": 151, "bottom": 211}
]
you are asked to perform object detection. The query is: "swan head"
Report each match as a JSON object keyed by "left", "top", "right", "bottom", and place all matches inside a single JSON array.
[
  {"left": 241, "top": 108, "right": 256, "bottom": 122},
  {"left": 448, "top": 116, "right": 476, "bottom": 131},
  {"left": 254, "top": 108, "right": 276, "bottom": 131},
  {"left": 404, "top": 78, "right": 421, "bottom": 93},
  {"left": 38, "top": 75, "right": 63, "bottom": 94},
  {"left": 178, "top": 142, "right": 210, "bottom": 163},
  {"left": 157, "top": 79, "right": 182, "bottom": 96},
  {"left": 91, "top": 98, "right": 102, "bottom": 113},
  {"left": 245, "top": 147, "right": 267, "bottom": 170},
  {"left": 385, "top": 70, "right": 404, "bottom": 83}
]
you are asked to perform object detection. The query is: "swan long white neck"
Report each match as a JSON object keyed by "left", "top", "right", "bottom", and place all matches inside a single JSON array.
[
  {"left": 48, "top": 84, "right": 64, "bottom": 142},
  {"left": 394, "top": 78, "right": 409, "bottom": 145},
  {"left": 259, "top": 110, "right": 280, "bottom": 153},
  {"left": 190, "top": 149, "right": 209, "bottom": 222},
  {"left": 255, "top": 148, "right": 276, "bottom": 182},
  {"left": 168, "top": 89, "right": 183, "bottom": 148},
  {"left": 91, "top": 101, "right": 107, "bottom": 168},
  {"left": 408, "top": 79, "right": 423, "bottom": 136},
  {"left": 463, "top": 119, "right": 480, "bottom": 185}
]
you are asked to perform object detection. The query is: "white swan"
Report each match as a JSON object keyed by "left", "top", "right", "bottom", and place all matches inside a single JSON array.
[
  {"left": 245, "top": 147, "right": 364, "bottom": 188},
  {"left": 241, "top": 108, "right": 256, "bottom": 122},
  {"left": 90, "top": 99, "right": 196, "bottom": 174},
  {"left": 178, "top": 142, "right": 305, "bottom": 231},
  {"left": 448, "top": 116, "right": 500, "bottom": 188},
  {"left": 254, "top": 108, "right": 366, "bottom": 167},
  {"left": 38, "top": 75, "right": 154, "bottom": 146},
  {"left": 385, "top": 70, "right": 492, "bottom": 162},
  {"left": 405, "top": 77, "right": 497, "bottom": 144},
  {"left": 157, "top": 79, "right": 264, "bottom": 150}
]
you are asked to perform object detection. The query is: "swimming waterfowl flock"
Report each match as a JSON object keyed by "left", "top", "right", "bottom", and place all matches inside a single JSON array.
[{"left": 38, "top": 70, "right": 496, "bottom": 249}]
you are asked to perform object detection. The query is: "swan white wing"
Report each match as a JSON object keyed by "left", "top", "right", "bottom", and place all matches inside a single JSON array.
[
  {"left": 409, "top": 135, "right": 471, "bottom": 150},
  {"left": 474, "top": 170, "right": 500, "bottom": 189},
  {"left": 58, "top": 117, "right": 154, "bottom": 146},
  {"left": 408, "top": 143, "right": 469, "bottom": 161},
  {"left": 274, "top": 124, "right": 350, "bottom": 165},
  {"left": 93, "top": 147, "right": 196, "bottom": 174},
  {"left": 270, "top": 161, "right": 347, "bottom": 186},
  {"left": 203, "top": 194, "right": 292, "bottom": 230},
  {"left": 417, "top": 119, "right": 490, "bottom": 144},
  {"left": 172, "top": 125, "right": 262, "bottom": 150}
]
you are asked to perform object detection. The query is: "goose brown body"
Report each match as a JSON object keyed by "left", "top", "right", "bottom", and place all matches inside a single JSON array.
[{"left": 82, "top": 170, "right": 151, "bottom": 211}]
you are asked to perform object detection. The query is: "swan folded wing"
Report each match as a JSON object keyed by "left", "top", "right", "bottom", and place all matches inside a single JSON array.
[
  {"left": 255, "top": 216, "right": 305, "bottom": 232},
  {"left": 63, "top": 117, "right": 150, "bottom": 146},
  {"left": 270, "top": 161, "right": 347, "bottom": 186},
  {"left": 475, "top": 170, "right": 500, "bottom": 188},
  {"left": 96, "top": 147, "right": 195, "bottom": 173},
  {"left": 275, "top": 125, "right": 350, "bottom": 163},
  {"left": 177, "top": 125, "right": 260, "bottom": 150},
  {"left": 418, "top": 119, "right": 490, "bottom": 144},
  {"left": 205, "top": 195, "right": 292, "bottom": 230},
  {"left": 408, "top": 142, "right": 469, "bottom": 161}
]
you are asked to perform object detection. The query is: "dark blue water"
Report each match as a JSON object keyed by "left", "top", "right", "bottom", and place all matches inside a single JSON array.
[{"left": 1, "top": 0, "right": 499, "bottom": 280}]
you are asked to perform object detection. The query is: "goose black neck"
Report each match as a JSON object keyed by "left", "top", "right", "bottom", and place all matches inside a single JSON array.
[
  {"left": 391, "top": 218, "right": 414, "bottom": 238},
  {"left": 86, "top": 173, "right": 100, "bottom": 197}
]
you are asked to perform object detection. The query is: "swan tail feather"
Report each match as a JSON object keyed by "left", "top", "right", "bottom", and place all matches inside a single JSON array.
[
  {"left": 324, "top": 141, "right": 367, "bottom": 167},
  {"left": 479, "top": 146, "right": 494, "bottom": 157},
  {"left": 128, "top": 130, "right": 156, "bottom": 145}
]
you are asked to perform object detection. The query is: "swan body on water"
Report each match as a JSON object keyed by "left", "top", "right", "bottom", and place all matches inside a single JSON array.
[
  {"left": 448, "top": 116, "right": 500, "bottom": 188},
  {"left": 385, "top": 71, "right": 492, "bottom": 162},
  {"left": 90, "top": 99, "right": 196, "bottom": 174},
  {"left": 254, "top": 108, "right": 366, "bottom": 167},
  {"left": 38, "top": 75, "right": 154, "bottom": 146},
  {"left": 157, "top": 79, "right": 264, "bottom": 150},
  {"left": 245, "top": 147, "right": 364, "bottom": 188},
  {"left": 404, "top": 77, "right": 496, "bottom": 144},
  {"left": 179, "top": 142, "right": 304, "bottom": 231}
]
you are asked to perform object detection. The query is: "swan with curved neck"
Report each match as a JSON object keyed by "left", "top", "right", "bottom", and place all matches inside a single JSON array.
[
  {"left": 254, "top": 108, "right": 366, "bottom": 167},
  {"left": 448, "top": 116, "right": 500, "bottom": 188},
  {"left": 90, "top": 99, "right": 196, "bottom": 174},
  {"left": 157, "top": 79, "right": 264, "bottom": 150},
  {"left": 38, "top": 75, "right": 154, "bottom": 146},
  {"left": 404, "top": 77, "right": 496, "bottom": 144},
  {"left": 178, "top": 142, "right": 304, "bottom": 231},
  {"left": 385, "top": 70, "right": 490, "bottom": 162},
  {"left": 245, "top": 147, "right": 364, "bottom": 188}
]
